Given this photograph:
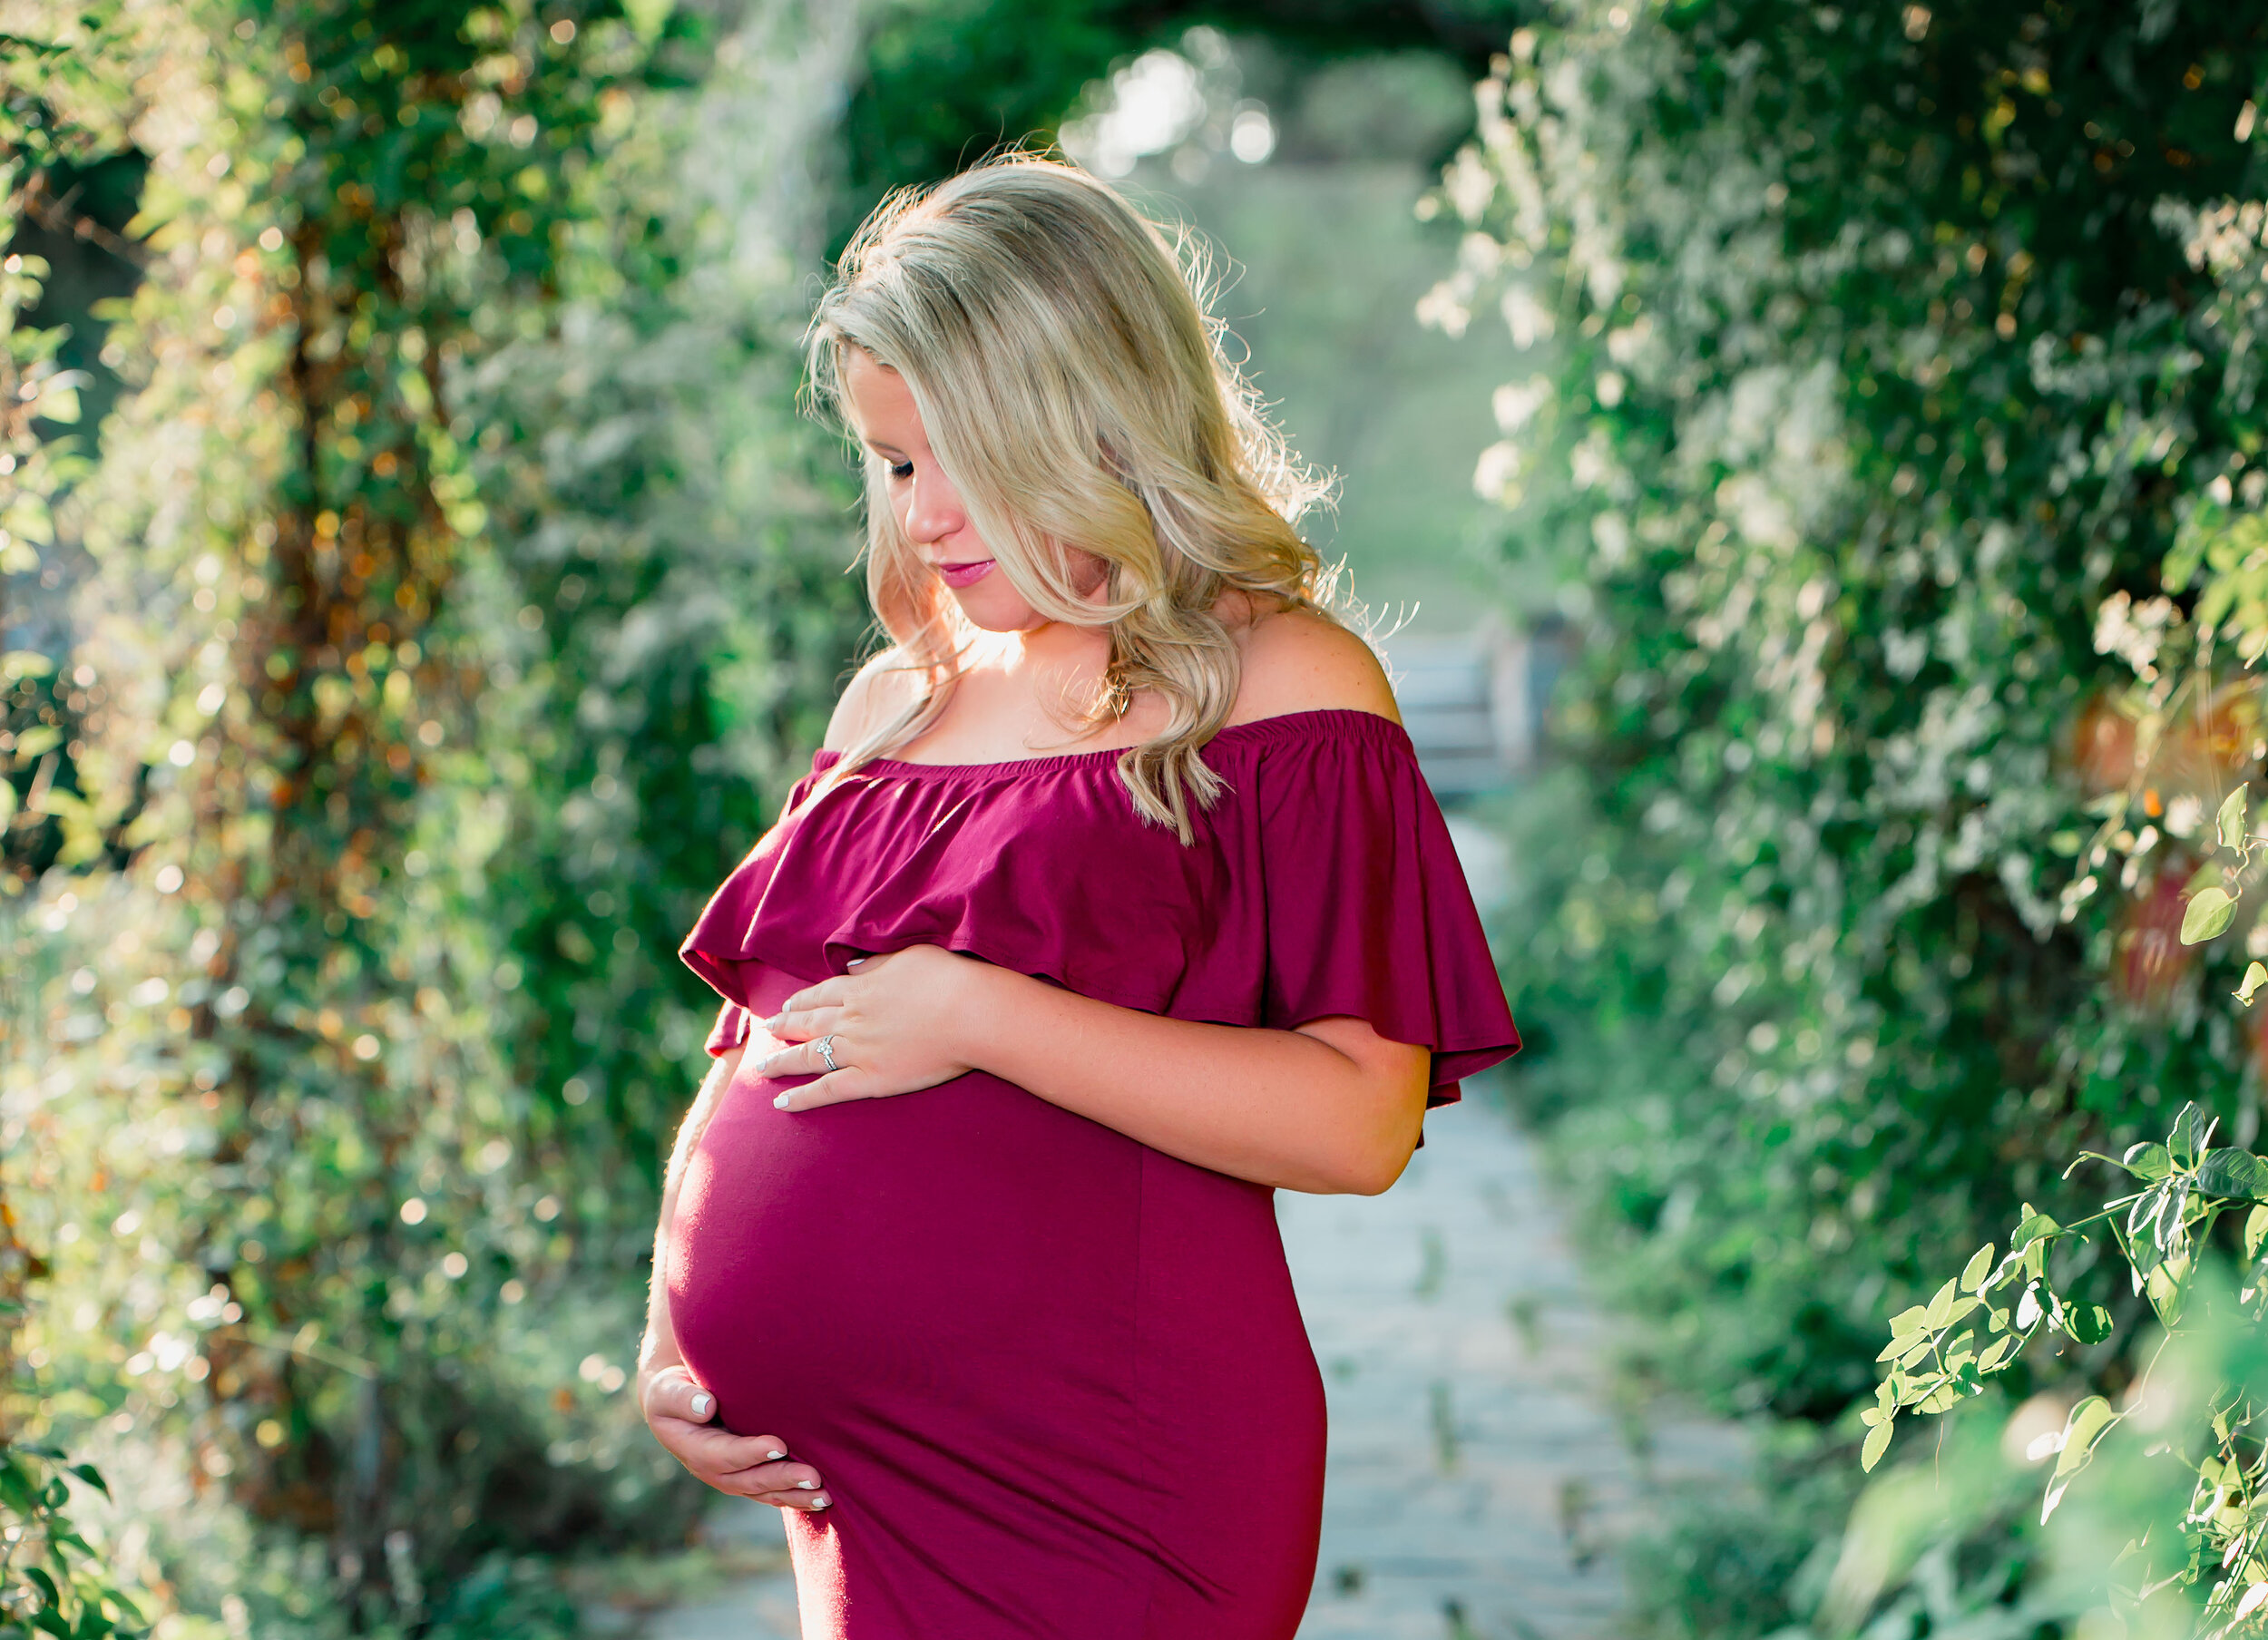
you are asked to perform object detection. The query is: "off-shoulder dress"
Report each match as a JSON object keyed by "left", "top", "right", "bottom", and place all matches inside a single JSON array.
[{"left": 670, "top": 708, "right": 1519, "bottom": 1639}]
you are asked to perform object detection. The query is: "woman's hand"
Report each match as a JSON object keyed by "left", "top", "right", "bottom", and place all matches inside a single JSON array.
[
  {"left": 758, "top": 946, "right": 992, "bottom": 1111},
  {"left": 639, "top": 1363, "right": 834, "bottom": 1513}
]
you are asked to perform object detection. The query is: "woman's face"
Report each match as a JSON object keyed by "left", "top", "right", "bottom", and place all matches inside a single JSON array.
[{"left": 841, "top": 347, "right": 1048, "bottom": 634}]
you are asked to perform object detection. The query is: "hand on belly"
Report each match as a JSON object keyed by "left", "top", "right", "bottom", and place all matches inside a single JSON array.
[{"left": 640, "top": 1362, "right": 835, "bottom": 1515}]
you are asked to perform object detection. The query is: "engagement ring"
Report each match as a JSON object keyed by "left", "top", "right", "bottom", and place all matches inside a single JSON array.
[{"left": 816, "top": 1034, "right": 839, "bottom": 1073}]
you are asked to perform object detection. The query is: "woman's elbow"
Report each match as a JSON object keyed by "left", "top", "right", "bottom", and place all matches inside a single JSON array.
[
  {"left": 1315, "top": 1106, "right": 1426, "bottom": 1196},
  {"left": 1338, "top": 1147, "right": 1415, "bottom": 1196}
]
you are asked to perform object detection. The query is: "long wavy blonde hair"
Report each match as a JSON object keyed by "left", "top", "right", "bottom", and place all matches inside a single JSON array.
[{"left": 805, "top": 153, "right": 1341, "bottom": 841}]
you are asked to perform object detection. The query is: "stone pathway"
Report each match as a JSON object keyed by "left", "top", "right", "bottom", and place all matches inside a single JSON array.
[
  {"left": 631, "top": 1084, "right": 1746, "bottom": 1640},
  {"left": 1284, "top": 1081, "right": 1748, "bottom": 1638}
]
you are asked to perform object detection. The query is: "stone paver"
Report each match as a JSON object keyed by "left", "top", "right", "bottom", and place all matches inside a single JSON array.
[
  {"left": 1286, "top": 1083, "right": 1746, "bottom": 1639},
  {"left": 638, "top": 1088, "right": 1745, "bottom": 1640}
]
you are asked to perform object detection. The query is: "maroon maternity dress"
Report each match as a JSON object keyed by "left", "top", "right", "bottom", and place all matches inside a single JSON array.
[{"left": 670, "top": 708, "right": 1519, "bottom": 1638}]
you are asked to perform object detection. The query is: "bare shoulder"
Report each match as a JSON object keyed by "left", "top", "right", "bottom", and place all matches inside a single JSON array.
[
  {"left": 1226, "top": 605, "right": 1400, "bottom": 727},
  {"left": 824, "top": 648, "right": 925, "bottom": 750}
]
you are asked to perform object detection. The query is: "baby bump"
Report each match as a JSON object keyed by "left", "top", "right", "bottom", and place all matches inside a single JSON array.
[{"left": 666, "top": 1049, "right": 1150, "bottom": 1457}]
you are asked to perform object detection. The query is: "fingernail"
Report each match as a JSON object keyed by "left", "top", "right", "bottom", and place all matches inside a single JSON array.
[
  {"left": 773, "top": 1092, "right": 793, "bottom": 1110},
  {"left": 757, "top": 1054, "right": 777, "bottom": 1076},
  {"left": 767, "top": 1448, "right": 786, "bottom": 1460},
  {"left": 797, "top": 1479, "right": 816, "bottom": 1489},
  {"left": 810, "top": 1496, "right": 830, "bottom": 1510},
  {"left": 690, "top": 1392, "right": 713, "bottom": 1418}
]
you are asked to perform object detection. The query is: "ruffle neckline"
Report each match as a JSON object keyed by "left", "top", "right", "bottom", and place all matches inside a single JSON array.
[
  {"left": 679, "top": 706, "right": 1520, "bottom": 1101},
  {"left": 832, "top": 708, "right": 1410, "bottom": 781}
]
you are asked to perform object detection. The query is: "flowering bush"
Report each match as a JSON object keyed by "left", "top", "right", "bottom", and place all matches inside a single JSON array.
[{"left": 1433, "top": 0, "right": 2268, "bottom": 1630}]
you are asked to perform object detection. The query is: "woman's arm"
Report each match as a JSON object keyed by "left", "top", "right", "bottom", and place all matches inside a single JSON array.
[{"left": 762, "top": 954, "right": 1432, "bottom": 1195}]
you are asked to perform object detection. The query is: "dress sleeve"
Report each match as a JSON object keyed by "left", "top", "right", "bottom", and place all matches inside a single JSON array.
[
  {"left": 705, "top": 1001, "right": 752, "bottom": 1058},
  {"left": 680, "top": 753, "right": 836, "bottom": 1012},
  {"left": 1253, "top": 714, "right": 1520, "bottom": 1106}
]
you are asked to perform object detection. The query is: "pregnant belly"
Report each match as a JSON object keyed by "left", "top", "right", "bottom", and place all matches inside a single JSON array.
[
  {"left": 669, "top": 1049, "right": 1148, "bottom": 1448},
  {"left": 665, "top": 970, "right": 1327, "bottom": 1633}
]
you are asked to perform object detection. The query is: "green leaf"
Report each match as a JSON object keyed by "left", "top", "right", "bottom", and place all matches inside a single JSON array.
[
  {"left": 2197, "top": 1147, "right": 2268, "bottom": 1200},
  {"left": 1923, "top": 1276, "right": 1960, "bottom": 1329},
  {"left": 64, "top": 1463, "right": 106, "bottom": 1498},
  {"left": 1979, "top": 1334, "right": 2016, "bottom": 1370},
  {"left": 32, "top": 377, "right": 79, "bottom": 425},
  {"left": 1886, "top": 1304, "right": 1930, "bottom": 1334},
  {"left": 2240, "top": 962, "right": 2268, "bottom": 1006},
  {"left": 2246, "top": 1204, "right": 2268, "bottom": 1260},
  {"left": 2043, "top": 1395, "right": 2119, "bottom": 1522},
  {"left": 2170, "top": 1102, "right": 2215, "bottom": 1161},
  {"left": 2, "top": 493, "right": 54, "bottom": 547},
  {"left": 1862, "top": 1419, "right": 1893, "bottom": 1470},
  {"left": 2126, "top": 1221, "right": 2166, "bottom": 1281},
  {"left": 2147, "top": 1259, "right": 2190, "bottom": 1325},
  {"left": 2068, "top": 1304, "right": 2115, "bottom": 1344},
  {"left": 1917, "top": 1379, "right": 1970, "bottom": 1413},
  {"left": 1960, "top": 1243, "right": 1996, "bottom": 1291},
  {"left": 2183, "top": 885, "right": 2238, "bottom": 944},
  {"left": 2221, "top": 784, "right": 2251, "bottom": 850},
  {"left": 2011, "top": 1211, "right": 2060, "bottom": 1245},
  {"left": 2122, "top": 1143, "right": 2173, "bottom": 1181}
]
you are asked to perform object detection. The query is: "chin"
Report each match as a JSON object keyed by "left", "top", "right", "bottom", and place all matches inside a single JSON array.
[{"left": 951, "top": 584, "right": 1049, "bottom": 633}]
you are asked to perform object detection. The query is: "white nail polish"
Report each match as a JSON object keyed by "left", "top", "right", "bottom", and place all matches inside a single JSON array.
[
  {"left": 767, "top": 1449, "right": 786, "bottom": 1459},
  {"left": 810, "top": 1497, "right": 830, "bottom": 1510},
  {"left": 773, "top": 1092, "right": 792, "bottom": 1110},
  {"left": 690, "top": 1392, "right": 712, "bottom": 1418},
  {"left": 797, "top": 1479, "right": 816, "bottom": 1489}
]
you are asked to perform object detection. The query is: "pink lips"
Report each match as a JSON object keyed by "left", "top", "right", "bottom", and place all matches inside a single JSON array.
[{"left": 935, "top": 560, "right": 995, "bottom": 589}]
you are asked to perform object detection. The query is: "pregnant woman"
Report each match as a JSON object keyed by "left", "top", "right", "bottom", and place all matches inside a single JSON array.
[{"left": 635, "top": 155, "right": 1519, "bottom": 1638}]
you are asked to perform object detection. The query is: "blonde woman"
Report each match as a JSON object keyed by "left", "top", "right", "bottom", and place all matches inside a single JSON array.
[{"left": 636, "top": 156, "right": 1518, "bottom": 1638}]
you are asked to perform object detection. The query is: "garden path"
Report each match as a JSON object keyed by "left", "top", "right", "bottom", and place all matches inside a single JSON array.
[{"left": 629, "top": 1089, "right": 1746, "bottom": 1640}]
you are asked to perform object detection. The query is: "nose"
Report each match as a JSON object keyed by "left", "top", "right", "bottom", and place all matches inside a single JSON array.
[{"left": 902, "top": 466, "right": 968, "bottom": 547}]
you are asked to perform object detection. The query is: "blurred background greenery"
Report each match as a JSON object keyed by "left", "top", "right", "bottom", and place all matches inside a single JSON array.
[{"left": 9, "top": 1, "right": 2268, "bottom": 1636}]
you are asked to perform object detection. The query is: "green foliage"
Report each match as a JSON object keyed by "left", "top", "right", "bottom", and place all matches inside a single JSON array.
[
  {"left": 1864, "top": 1104, "right": 2268, "bottom": 1631},
  {"left": 1431, "top": 0, "right": 2268, "bottom": 1632},
  {"left": 833, "top": 0, "right": 1530, "bottom": 247},
  {"left": 4, "top": 0, "right": 869, "bottom": 1629},
  {"left": 34, "top": 0, "right": 724, "bottom": 1602},
  {"left": 0, "top": 1443, "right": 147, "bottom": 1640},
  {"left": 1447, "top": 0, "right": 2268, "bottom": 1412}
]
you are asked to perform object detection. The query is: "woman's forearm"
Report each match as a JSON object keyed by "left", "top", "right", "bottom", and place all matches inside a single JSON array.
[{"left": 957, "top": 967, "right": 1430, "bottom": 1195}]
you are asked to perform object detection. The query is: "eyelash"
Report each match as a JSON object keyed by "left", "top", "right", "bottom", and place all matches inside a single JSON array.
[{"left": 885, "top": 460, "right": 914, "bottom": 481}]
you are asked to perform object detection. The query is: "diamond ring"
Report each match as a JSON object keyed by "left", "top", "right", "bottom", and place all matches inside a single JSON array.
[{"left": 815, "top": 1034, "right": 839, "bottom": 1073}]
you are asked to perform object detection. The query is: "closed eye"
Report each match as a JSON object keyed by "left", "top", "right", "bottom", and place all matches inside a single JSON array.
[{"left": 886, "top": 460, "right": 914, "bottom": 481}]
